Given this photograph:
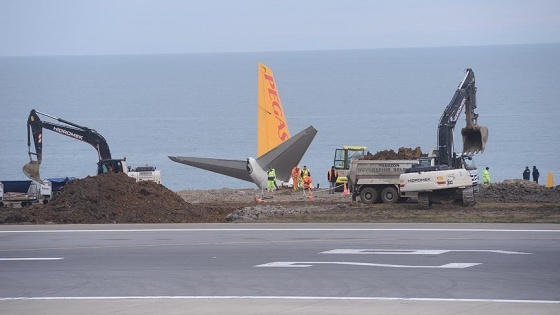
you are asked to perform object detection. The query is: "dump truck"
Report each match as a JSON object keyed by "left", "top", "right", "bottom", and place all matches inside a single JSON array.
[
  {"left": 347, "top": 151, "right": 435, "bottom": 204},
  {"left": 0, "top": 180, "right": 50, "bottom": 207}
]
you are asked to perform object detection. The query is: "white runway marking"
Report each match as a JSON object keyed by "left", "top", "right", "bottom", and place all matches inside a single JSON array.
[
  {"left": 254, "top": 261, "right": 481, "bottom": 268},
  {"left": 321, "top": 249, "right": 532, "bottom": 255},
  {"left": 0, "top": 258, "right": 63, "bottom": 261},
  {"left": 0, "top": 296, "right": 558, "bottom": 304},
  {"left": 1, "top": 228, "right": 559, "bottom": 233}
]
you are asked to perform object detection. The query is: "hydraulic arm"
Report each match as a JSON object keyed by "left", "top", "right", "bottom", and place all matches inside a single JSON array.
[
  {"left": 24, "top": 109, "right": 117, "bottom": 183},
  {"left": 437, "top": 68, "right": 488, "bottom": 168}
]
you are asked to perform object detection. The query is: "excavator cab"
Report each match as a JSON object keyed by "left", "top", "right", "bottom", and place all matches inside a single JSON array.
[{"left": 98, "top": 159, "right": 126, "bottom": 175}]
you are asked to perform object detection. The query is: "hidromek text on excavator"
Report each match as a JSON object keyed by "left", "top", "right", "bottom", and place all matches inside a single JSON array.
[{"left": 22, "top": 109, "right": 161, "bottom": 185}]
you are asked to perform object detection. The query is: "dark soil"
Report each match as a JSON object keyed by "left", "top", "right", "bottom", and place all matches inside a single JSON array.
[
  {"left": 362, "top": 147, "right": 423, "bottom": 160},
  {"left": 0, "top": 173, "right": 231, "bottom": 224},
  {"left": 0, "top": 173, "right": 559, "bottom": 225}
]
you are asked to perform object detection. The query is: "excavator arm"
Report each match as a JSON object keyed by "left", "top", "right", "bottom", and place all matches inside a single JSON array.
[
  {"left": 23, "top": 109, "right": 114, "bottom": 183},
  {"left": 437, "top": 68, "right": 488, "bottom": 168}
]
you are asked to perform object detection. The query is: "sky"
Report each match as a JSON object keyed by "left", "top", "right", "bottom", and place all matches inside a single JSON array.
[{"left": 1, "top": 0, "right": 559, "bottom": 56}]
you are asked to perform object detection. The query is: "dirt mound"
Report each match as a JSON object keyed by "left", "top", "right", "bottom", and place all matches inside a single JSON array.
[
  {"left": 0, "top": 173, "right": 229, "bottom": 224},
  {"left": 478, "top": 179, "right": 560, "bottom": 203},
  {"left": 362, "top": 146, "right": 423, "bottom": 160}
]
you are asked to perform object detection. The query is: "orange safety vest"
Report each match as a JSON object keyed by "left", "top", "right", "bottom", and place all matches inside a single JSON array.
[
  {"left": 303, "top": 176, "right": 313, "bottom": 189},
  {"left": 327, "top": 169, "right": 338, "bottom": 182},
  {"left": 292, "top": 167, "right": 299, "bottom": 178}
]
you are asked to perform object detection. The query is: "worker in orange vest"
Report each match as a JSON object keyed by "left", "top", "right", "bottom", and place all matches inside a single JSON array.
[
  {"left": 291, "top": 166, "right": 300, "bottom": 190},
  {"left": 327, "top": 166, "right": 338, "bottom": 194},
  {"left": 303, "top": 175, "right": 313, "bottom": 190},
  {"left": 303, "top": 174, "right": 313, "bottom": 200}
]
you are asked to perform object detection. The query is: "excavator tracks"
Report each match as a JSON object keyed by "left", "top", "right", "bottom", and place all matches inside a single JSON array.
[
  {"left": 461, "top": 187, "right": 476, "bottom": 206},
  {"left": 418, "top": 192, "right": 431, "bottom": 209}
]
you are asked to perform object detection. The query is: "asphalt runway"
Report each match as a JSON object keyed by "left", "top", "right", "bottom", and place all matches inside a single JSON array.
[{"left": 1, "top": 223, "right": 559, "bottom": 314}]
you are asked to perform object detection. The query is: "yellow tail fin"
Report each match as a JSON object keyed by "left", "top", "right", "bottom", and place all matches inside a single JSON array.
[{"left": 257, "top": 62, "right": 290, "bottom": 158}]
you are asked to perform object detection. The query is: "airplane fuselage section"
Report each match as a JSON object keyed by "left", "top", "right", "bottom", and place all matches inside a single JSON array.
[{"left": 247, "top": 157, "right": 268, "bottom": 190}]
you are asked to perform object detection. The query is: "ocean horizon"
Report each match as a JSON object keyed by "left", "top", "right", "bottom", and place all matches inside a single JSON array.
[{"left": 1, "top": 43, "right": 559, "bottom": 191}]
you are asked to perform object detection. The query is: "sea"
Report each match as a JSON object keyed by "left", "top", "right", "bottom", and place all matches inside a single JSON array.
[{"left": 1, "top": 43, "right": 559, "bottom": 191}]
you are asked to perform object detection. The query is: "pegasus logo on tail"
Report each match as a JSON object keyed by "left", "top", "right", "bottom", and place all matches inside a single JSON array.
[{"left": 262, "top": 71, "right": 289, "bottom": 143}]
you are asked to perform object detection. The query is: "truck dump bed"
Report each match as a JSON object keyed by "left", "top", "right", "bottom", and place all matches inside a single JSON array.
[
  {"left": 347, "top": 159, "right": 421, "bottom": 204},
  {"left": 349, "top": 160, "right": 420, "bottom": 185},
  {"left": 0, "top": 180, "right": 41, "bottom": 207}
]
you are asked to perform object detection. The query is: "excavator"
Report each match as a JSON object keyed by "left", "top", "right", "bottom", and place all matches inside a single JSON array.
[
  {"left": 23, "top": 109, "right": 161, "bottom": 184},
  {"left": 399, "top": 68, "right": 488, "bottom": 208}
]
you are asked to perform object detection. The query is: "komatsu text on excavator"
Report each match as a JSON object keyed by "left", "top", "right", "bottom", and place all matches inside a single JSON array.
[
  {"left": 23, "top": 109, "right": 161, "bottom": 184},
  {"left": 399, "top": 68, "right": 488, "bottom": 208}
]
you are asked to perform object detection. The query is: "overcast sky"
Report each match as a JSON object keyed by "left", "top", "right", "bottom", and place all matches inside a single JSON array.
[{"left": 1, "top": 0, "right": 559, "bottom": 56}]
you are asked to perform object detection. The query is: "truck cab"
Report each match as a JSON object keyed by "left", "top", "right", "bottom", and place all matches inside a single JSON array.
[
  {"left": 127, "top": 165, "right": 162, "bottom": 184},
  {"left": 333, "top": 146, "right": 368, "bottom": 190}
]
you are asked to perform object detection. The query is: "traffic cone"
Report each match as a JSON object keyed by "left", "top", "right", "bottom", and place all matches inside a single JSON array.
[
  {"left": 546, "top": 171, "right": 554, "bottom": 188},
  {"left": 343, "top": 184, "right": 349, "bottom": 196}
]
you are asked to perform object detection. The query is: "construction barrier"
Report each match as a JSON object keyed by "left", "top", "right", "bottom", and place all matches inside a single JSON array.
[{"left": 547, "top": 171, "right": 554, "bottom": 188}]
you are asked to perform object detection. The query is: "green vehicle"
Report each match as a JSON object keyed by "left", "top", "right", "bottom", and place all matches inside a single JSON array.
[{"left": 333, "top": 146, "right": 368, "bottom": 191}]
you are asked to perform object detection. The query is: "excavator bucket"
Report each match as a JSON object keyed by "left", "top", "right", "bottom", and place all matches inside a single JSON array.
[
  {"left": 23, "top": 160, "right": 43, "bottom": 184},
  {"left": 461, "top": 125, "right": 489, "bottom": 154}
]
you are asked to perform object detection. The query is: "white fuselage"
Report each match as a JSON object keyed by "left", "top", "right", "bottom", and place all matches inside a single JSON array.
[{"left": 247, "top": 157, "right": 269, "bottom": 190}]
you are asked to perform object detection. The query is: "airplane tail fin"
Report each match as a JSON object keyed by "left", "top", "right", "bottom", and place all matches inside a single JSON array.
[{"left": 258, "top": 62, "right": 291, "bottom": 158}]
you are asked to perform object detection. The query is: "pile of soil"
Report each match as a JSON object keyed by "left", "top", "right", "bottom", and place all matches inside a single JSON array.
[
  {"left": 477, "top": 179, "right": 560, "bottom": 203},
  {"left": 362, "top": 147, "right": 423, "bottom": 160},
  {"left": 0, "top": 174, "right": 559, "bottom": 225},
  {"left": 0, "top": 173, "right": 228, "bottom": 224}
]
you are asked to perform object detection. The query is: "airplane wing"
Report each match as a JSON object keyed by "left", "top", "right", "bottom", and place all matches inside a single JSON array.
[{"left": 167, "top": 156, "right": 253, "bottom": 183}]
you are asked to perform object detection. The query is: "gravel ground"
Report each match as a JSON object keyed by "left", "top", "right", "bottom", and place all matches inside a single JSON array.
[
  {"left": 177, "top": 180, "right": 560, "bottom": 223},
  {"left": 1, "top": 174, "right": 558, "bottom": 224}
]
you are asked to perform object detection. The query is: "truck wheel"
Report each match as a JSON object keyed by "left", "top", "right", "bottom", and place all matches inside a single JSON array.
[
  {"left": 360, "top": 187, "right": 379, "bottom": 204},
  {"left": 380, "top": 187, "right": 399, "bottom": 204},
  {"left": 418, "top": 192, "right": 431, "bottom": 209}
]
